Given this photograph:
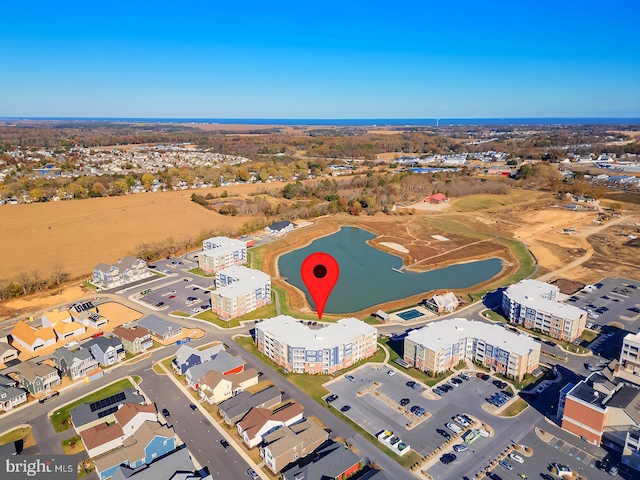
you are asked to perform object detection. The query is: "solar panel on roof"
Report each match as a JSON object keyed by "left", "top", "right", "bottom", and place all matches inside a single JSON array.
[
  {"left": 97, "top": 406, "right": 119, "bottom": 418},
  {"left": 89, "top": 391, "right": 126, "bottom": 412}
]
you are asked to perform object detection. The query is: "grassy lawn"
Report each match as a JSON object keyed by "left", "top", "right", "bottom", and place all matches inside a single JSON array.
[
  {"left": 378, "top": 337, "right": 450, "bottom": 387},
  {"left": 247, "top": 248, "right": 264, "bottom": 270},
  {"left": 132, "top": 375, "right": 141, "bottom": 384},
  {"left": 495, "top": 367, "right": 549, "bottom": 391},
  {"left": 82, "top": 280, "right": 98, "bottom": 290},
  {"left": 187, "top": 267, "right": 216, "bottom": 277},
  {"left": 580, "top": 329, "right": 598, "bottom": 342},
  {"left": 78, "top": 459, "right": 95, "bottom": 478},
  {"left": 482, "top": 309, "right": 505, "bottom": 322},
  {"left": 50, "top": 378, "right": 133, "bottom": 433},
  {"left": 271, "top": 285, "right": 341, "bottom": 321},
  {"left": 152, "top": 364, "right": 165, "bottom": 374},
  {"left": 454, "top": 196, "right": 512, "bottom": 212},
  {"left": 195, "top": 310, "right": 241, "bottom": 328},
  {"left": 171, "top": 311, "right": 190, "bottom": 317},
  {"left": 61, "top": 435, "right": 85, "bottom": 455},
  {"left": 0, "top": 426, "right": 35, "bottom": 449},
  {"left": 498, "top": 398, "right": 529, "bottom": 417},
  {"left": 363, "top": 315, "right": 383, "bottom": 325}
]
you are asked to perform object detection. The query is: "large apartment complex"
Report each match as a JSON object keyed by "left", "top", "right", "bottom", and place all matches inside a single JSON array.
[
  {"left": 620, "top": 331, "right": 640, "bottom": 377},
  {"left": 198, "top": 236, "right": 247, "bottom": 274},
  {"left": 211, "top": 266, "right": 271, "bottom": 320},
  {"left": 403, "top": 318, "right": 540, "bottom": 380},
  {"left": 255, "top": 315, "right": 377, "bottom": 374},
  {"left": 501, "top": 279, "right": 587, "bottom": 342}
]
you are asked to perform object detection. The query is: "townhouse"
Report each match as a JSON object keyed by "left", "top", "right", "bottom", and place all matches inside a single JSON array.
[
  {"left": 255, "top": 316, "right": 378, "bottom": 374},
  {"left": 84, "top": 336, "right": 126, "bottom": 366},
  {"left": 93, "top": 256, "right": 151, "bottom": 289},
  {"left": 501, "top": 279, "right": 587, "bottom": 342},
  {"left": 198, "top": 236, "right": 247, "bottom": 274},
  {"left": 218, "top": 385, "right": 282, "bottom": 426},
  {"left": 16, "top": 360, "right": 61, "bottom": 395},
  {"left": 264, "top": 221, "right": 295, "bottom": 236},
  {"left": 211, "top": 266, "right": 271, "bottom": 320},
  {"left": 198, "top": 367, "right": 258, "bottom": 405},
  {"left": 52, "top": 347, "right": 101, "bottom": 381},
  {"left": 0, "top": 342, "right": 18, "bottom": 364},
  {"left": 403, "top": 318, "right": 540, "bottom": 380},
  {"left": 184, "top": 351, "right": 245, "bottom": 389},
  {"left": 171, "top": 343, "right": 224, "bottom": 375},
  {"left": 0, "top": 384, "right": 28, "bottom": 411},
  {"left": 237, "top": 402, "right": 304, "bottom": 448},
  {"left": 137, "top": 315, "right": 182, "bottom": 341},
  {"left": 112, "top": 326, "right": 153, "bottom": 354}
]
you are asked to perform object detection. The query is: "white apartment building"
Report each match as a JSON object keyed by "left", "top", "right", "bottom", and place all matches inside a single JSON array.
[
  {"left": 620, "top": 332, "right": 640, "bottom": 376},
  {"left": 501, "top": 279, "right": 587, "bottom": 342},
  {"left": 403, "top": 318, "right": 540, "bottom": 380},
  {"left": 255, "top": 315, "right": 378, "bottom": 374},
  {"left": 199, "top": 236, "right": 247, "bottom": 274},
  {"left": 211, "top": 267, "right": 271, "bottom": 320}
]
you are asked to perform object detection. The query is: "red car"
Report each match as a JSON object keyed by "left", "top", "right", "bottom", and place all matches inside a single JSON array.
[{"left": 169, "top": 295, "right": 176, "bottom": 299}]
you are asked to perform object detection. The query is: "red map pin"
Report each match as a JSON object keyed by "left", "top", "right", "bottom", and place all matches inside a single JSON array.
[{"left": 301, "top": 252, "right": 339, "bottom": 319}]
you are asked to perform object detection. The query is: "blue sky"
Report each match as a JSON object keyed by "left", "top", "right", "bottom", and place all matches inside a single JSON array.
[{"left": 1, "top": 1, "right": 639, "bottom": 118}]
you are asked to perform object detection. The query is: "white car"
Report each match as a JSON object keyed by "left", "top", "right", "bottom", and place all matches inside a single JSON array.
[
  {"left": 477, "top": 429, "right": 490, "bottom": 438},
  {"left": 509, "top": 452, "right": 524, "bottom": 464},
  {"left": 445, "top": 422, "right": 462, "bottom": 434},
  {"left": 387, "top": 370, "right": 396, "bottom": 376},
  {"left": 64, "top": 340, "right": 79, "bottom": 348}
]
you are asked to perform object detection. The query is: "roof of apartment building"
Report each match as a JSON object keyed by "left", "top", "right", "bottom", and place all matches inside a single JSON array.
[
  {"left": 406, "top": 318, "right": 539, "bottom": 356},
  {"left": 202, "top": 236, "right": 245, "bottom": 257},
  {"left": 186, "top": 351, "right": 244, "bottom": 381},
  {"left": 213, "top": 267, "right": 270, "bottom": 299},
  {"left": 109, "top": 446, "right": 195, "bottom": 480},
  {"left": 114, "top": 403, "right": 157, "bottom": 427},
  {"left": 238, "top": 403, "right": 304, "bottom": 440},
  {"left": 218, "top": 385, "right": 282, "bottom": 421},
  {"left": 17, "top": 360, "right": 58, "bottom": 381},
  {"left": 256, "top": 316, "right": 376, "bottom": 350},
  {"left": 262, "top": 418, "right": 328, "bottom": 458},
  {"left": 504, "top": 279, "right": 586, "bottom": 320},
  {"left": 80, "top": 422, "right": 124, "bottom": 450},
  {"left": 113, "top": 326, "right": 152, "bottom": 342}
]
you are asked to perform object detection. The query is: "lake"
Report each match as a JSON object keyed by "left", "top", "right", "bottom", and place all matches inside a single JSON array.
[{"left": 278, "top": 226, "right": 503, "bottom": 314}]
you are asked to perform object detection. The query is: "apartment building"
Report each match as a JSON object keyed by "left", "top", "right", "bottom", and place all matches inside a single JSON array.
[
  {"left": 620, "top": 331, "right": 640, "bottom": 377},
  {"left": 403, "top": 318, "right": 540, "bottom": 380},
  {"left": 501, "top": 279, "right": 587, "bottom": 342},
  {"left": 255, "top": 315, "right": 378, "bottom": 374},
  {"left": 211, "top": 267, "right": 271, "bottom": 320},
  {"left": 198, "top": 236, "right": 246, "bottom": 274}
]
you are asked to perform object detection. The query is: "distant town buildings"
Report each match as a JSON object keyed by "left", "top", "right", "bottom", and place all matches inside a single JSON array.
[
  {"left": 403, "top": 318, "right": 540, "bottom": 380},
  {"left": 255, "top": 315, "right": 378, "bottom": 374},
  {"left": 198, "top": 237, "right": 247, "bottom": 274},
  {"left": 211, "top": 266, "right": 271, "bottom": 320},
  {"left": 502, "top": 279, "right": 587, "bottom": 342},
  {"left": 423, "top": 193, "right": 448, "bottom": 204},
  {"left": 93, "top": 256, "right": 151, "bottom": 289}
]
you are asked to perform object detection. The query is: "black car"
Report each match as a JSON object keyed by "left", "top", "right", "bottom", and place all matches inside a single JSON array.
[
  {"left": 406, "top": 381, "right": 416, "bottom": 388},
  {"left": 326, "top": 394, "right": 338, "bottom": 403},
  {"left": 340, "top": 405, "right": 351, "bottom": 412},
  {"left": 487, "top": 473, "right": 503, "bottom": 480},
  {"left": 440, "top": 453, "right": 457, "bottom": 465},
  {"left": 400, "top": 398, "right": 410, "bottom": 407},
  {"left": 481, "top": 373, "right": 490, "bottom": 381},
  {"left": 258, "top": 371, "right": 264, "bottom": 377},
  {"left": 189, "top": 403, "right": 197, "bottom": 410},
  {"left": 162, "top": 408, "right": 171, "bottom": 418},
  {"left": 436, "top": 428, "right": 451, "bottom": 440},
  {"left": 156, "top": 302, "right": 165, "bottom": 307},
  {"left": 220, "top": 439, "right": 230, "bottom": 449}
]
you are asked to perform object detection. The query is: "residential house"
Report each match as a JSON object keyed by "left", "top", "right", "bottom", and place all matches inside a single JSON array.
[
  {"left": 105, "top": 446, "right": 207, "bottom": 480},
  {"left": 16, "top": 360, "right": 60, "bottom": 395},
  {"left": 403, "top": 318, "right": 541, "bottom": 380},
  {"left": 502, "top": 279, "right": 587, "bottom": 342},
  {"left": 114, "top": 403, "right": 158, "bottom": 436},
  {"left": 260, "top": 418, "right": 329, "bottom": 473},
  {"left": 52, "top": 347, "right": 101, "bottom": 381},
  {"left": 424, "top": 292, "right": 459, "bottom": 313},
  {"left": 281, "top": 441, "right": 361, "bottom": 480},
  {"left": 137, "top": 315, "right": 182, "bottom": 341},
  {"left": 211, "top": 267, "right": 271, "bottom": 320},
  {"left": 265, "top": 221, "right": 295, "bottom": 236},
  {"left": 93, "top": 421, "right": 176, "bottom": 480},
  {"left": 171, "top": 343, "right": 224, "bottom": 375},
  {"left": 72, "top": 311, "right": 109, "bottom": 330},
  {"left": 71, "top": 389, "right": 146, "bottom": 432},
  {"left": 423, "top": 193, "right": 448, "bottom": 204},
  {"left": 198, "top": 367, "right": 259, "bottom": 405},
  {"left": 237, "top": 402, "right": 305, "bottom": 448},
  {"left": 0, "top": 342, "right": 18, "bottom": 364},
  {"left": 374, "top": 310, "right": 390, "bottom": 322},
  {"left": 0, "top": 374, "right": 17, "bottom": 387},
  {"left": 41, "top": 308, "right": 72, "bottom": 327},
  {"left": 113, "top": 326, "right": 154, "bottom": 354},
  {"left": 93, "top": 256, "right": 151, "bottom": 289},
  {"left": 0, "top": 384, "right": 28, "bottom": 411},
  {"left": 185, "top": 351, "right": 245, "bottom": 389},
  {"left": 198, "top": 236, "right": 247, "bottom": 274},
  {"left": 52, "top": 321, "right": 86, "bottom": 342},
  {"left": 84, "top": 336, "right": 126, "bottom": 366},
  {"left": 81, "top": 423, "right": 126, "bottom": 458},
  {"left": 218, "top": 385, "right": 282, "bottom": 425},
  {"left": 10, "top": 320, "right": 57, "bottom": 353},
  {"left": 255, "top": 316, "right": 378, "bottom": 374}
]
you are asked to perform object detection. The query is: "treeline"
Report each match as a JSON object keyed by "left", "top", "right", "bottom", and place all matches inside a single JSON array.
[{"left": 0, "top": 266, "right": 70, "bottom": 300}]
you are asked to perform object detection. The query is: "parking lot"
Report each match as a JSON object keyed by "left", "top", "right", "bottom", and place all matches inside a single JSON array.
[
  {"left": 325, "top": 364, "right": 535, "bottom": 473},
  {"left": 139, "top": 277, "right": 214, "bottom": 315}
]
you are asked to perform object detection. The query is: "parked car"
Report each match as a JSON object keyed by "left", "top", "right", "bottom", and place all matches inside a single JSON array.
[
  {"left": 220, "top": 439, "right": 229, "bottom": 449},
  {"left": 247, "top": 468, "right": 259, "bottom": 479},
  {"left": 340, "top": 405, "right": 351, "bottom": 412},
  {"left": 410, "top": 405, "right": 425, "bottom": 416},
  {"left": 445, "top": 422, "right": 462, "bottom": 434},
  {"left": 499, "top": 460, "right": 513, "bottom": 470},
  {"left": 453, "top": 444, "right": 468, "bottom": 452},
  {"left": 400, "top": 398, "right": 410, "bottom": 407},
  {"left": 162, "top": 408, "right": 171, "bottom": 418},
  {"left": 436, "top": 428, "right": 451, "bottom": 440},
  {"left": 189, "top": 403, "right": 197, "bottom": 410},
  {"left": 433, "top": 387, "right": 444, "bottom": 395},
  {"left": 440, "top": 453, "right": 457, "bottom": 465},
  {"left": 387, "top": 369, "right": 396, "bottom": 376},
  {"left": 38, "top": 391, "right": 60, "bottom": 404},
  {"left": 155, "top": 302, "right": 165, "bottom": 307},
  {"left": 345, "top": 375, "right": 355, "bottom": 382},
  {"left": 64, "top": 340, "right": 79, "bottom": 348},
  {"left": 326, "top": 394, "right": 338, "bottom": 403},
  {"left": 509, "top": 453, "right": 524, "bottom": 464}
]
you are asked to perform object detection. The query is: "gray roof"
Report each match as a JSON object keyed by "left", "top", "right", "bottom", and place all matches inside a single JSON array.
[
  {"left": 0, "top": 342, "right": 17, "bottom": 356},
  {"left": 71, "top": 388, "right": 144, "bottom": 428},
  {"left": 84, "top": 336, "right": 123, "bottom": 354},
  {"left": 110, "top": 446, "right": 195, "bottom": 480},
  {"left": 268, "top": 221, "right": 294, "bottom": 231},
  {"left": 185, "top": 351, "right": 244, "bottom": 382},
  {"left": 0, "top": 384, "right": 27, "bottom": 401},
  {"left": 218, "top": 385, "right": 281, "bottom": 421},
  {"left": 0, "top": 374, "right": 17, "bottom": 387},
  {"left": 17, "top": 360, "right": 58, "bottom": 382},
  {"left": 174, "top": 344, "right": 224, "bottom": 367},
  {"left": 53, "top": 346, "right": 94, "bottom": 364},
  {"left": 281, "top": 441, "right": 361, "bottom": 480},
  {"left": 138, "top": 315, "right": 181, "bottom": 336}
]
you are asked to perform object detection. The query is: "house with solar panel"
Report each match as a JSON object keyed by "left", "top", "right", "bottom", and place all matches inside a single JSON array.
[{"left": 71, "top": 388, "right": 146, "bottom": 432}]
